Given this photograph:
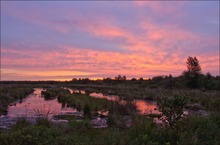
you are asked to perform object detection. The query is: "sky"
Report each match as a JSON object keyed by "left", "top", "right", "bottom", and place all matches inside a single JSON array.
[{"left": 1, "top": 1, "right": 219, "bottom": 81}]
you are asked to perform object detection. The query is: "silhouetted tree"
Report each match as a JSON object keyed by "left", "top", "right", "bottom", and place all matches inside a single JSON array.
[
  {"left": 115, "top": 75, "right": 126, "bottom": 81},
  {"left": 81, "top": 78, "right": 90, "bottom": 84},
  {"left": 205, "top": 72, "right": 212, "bottom": 79},
  {"left": 183, "top": 56, "right": 202, "bottom": 88},
  {"left": 131, "top": 78, "right": 137, "bottom": 81},
  {"left": 122, "top": 75, "right": 126, "bottom": 80},
  {"left": 139, "top": 77, "right": 144, "bottom": 81},
  {"left": 103, "top": 77, "right": 113, "bottom": 83},
  {"left": 115, "top": 75, "right": 121, "bottom": 80},
  {"left": 72, "top": 78, "right": 77, "bottom": 82},
  {"left": 186, "top": 56, "right": 201, "bottom": 74},
  {"left": 152, "top": 76, "right": 164, "bottom": 82}
]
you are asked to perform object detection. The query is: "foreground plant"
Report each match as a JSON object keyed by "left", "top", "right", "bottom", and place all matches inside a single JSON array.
[{"left": 157, "top": 95, "right": 188, "bottom": 127}]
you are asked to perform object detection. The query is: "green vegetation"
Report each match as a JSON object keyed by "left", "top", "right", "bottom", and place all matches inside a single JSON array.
[
  {"left": 0, "top": 114, "right": 219, "bottom": 145},
  {"left": 41, "top": 87, "right": 70, "bottom": 100},
  {"left": 57, "top": 91, "right": 136, "bottom": 117},
  {"left": 0, "top": 83, "right": 219, "bottom": 145},
  {"left": 157, "top": 95, "right": 188, "bottom": 127},
  {"left": 58, "top": 93, "right": 109, "bottom": 113},
  {"left": 0, "top": 84, "right": 33, "bottom": 115}
]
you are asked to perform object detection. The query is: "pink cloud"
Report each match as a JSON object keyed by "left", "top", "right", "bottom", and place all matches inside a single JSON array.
[
  {"left": 1, "top": 2, "right": 219, "bottom": 80},
  {"left": 2, "top": 11, "right": 218, "bottom": 79},
  {"left": 1, "top": 44, "right": 185, "bottom": 76},
  {"left": 2, "top": 40, "right": 219, "bottom": 81}
]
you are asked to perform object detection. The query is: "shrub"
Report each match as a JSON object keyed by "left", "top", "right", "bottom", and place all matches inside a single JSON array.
[{"left": 157, "top": 95, "right": 188, "bottom": 127}]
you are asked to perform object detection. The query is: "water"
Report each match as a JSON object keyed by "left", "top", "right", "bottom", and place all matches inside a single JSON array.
[
  {"left": 1, "top": 87, "right": 160, "bottom": 130},
  {"left": 134, "top": 100, "right": 159, "bottom": 115},
  {"left": 7, "top": 88, "right": 159, "bottom": 117},
  {"left": 2, "top": 87, "right": 207, "bottom": 129},
  {"left": 89, "top": 92, "right": 159, "bottom": 115},
  {"left": 63, "top": 87, "right": 86, "bottom": 94},
  {"left": 7, "top": 88, "right": 77, "bottom": 119}
]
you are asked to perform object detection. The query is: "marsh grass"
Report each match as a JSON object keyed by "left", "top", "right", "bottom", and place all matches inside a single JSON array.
[
  {"left": 58, "top": 93, "right": 110, "bottom": 112},
  {"left": 1, "top": 83, "right": 219, "bottom": 145},
  {"left": 32, "top": 102, "right": 53, "bottom": 118},
  {"left": 1, "top": 114, "right": 220, "bottom": 145},
  {"left": 10, "top": 118, "right": 32, "bottom": 131},
  {"left": 0, "top": 85, "right": 34, "bottom": 115},
  {"left": 57, "top": 92, "right": 137, "bottom": 117},
  {"left": 36, "top": 118, "right": 53, "bottom": 128}
]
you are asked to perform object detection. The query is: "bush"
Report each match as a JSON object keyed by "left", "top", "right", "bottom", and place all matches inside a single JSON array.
[{"left": 157, "top": 95, "right": 188, "bottom": 126}]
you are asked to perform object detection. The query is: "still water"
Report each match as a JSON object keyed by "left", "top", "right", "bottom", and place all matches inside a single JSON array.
[
  {"left": 7, "top": 88, "right": 77, "bottom": 119},
  {"left": 7, "top": 88, "right": 159, "bottom": 118},
  {"left": 89, "top": 92, "right": 159, "bottom": 115}
]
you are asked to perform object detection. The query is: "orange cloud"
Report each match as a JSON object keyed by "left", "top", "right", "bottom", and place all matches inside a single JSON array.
[
  {"left": 1, "top": 2, "right": 219, "bottom": 80},
  {"left": 1, "top": 38, "right": 218, "bottom": 81}
]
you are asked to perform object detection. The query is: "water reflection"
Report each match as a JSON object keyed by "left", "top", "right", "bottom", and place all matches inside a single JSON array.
[
  {"left": 63, "top": 87, "right": 85, "bottom": 94},
  {"left": 70, "top": 88, "right": 160, "bottom": 115},
  {"left": 134, "top": 100, "right": 159, "bottom": 115},
  {"left": 8, "top": 88, "right": 160, "bottom": 119},
  {"left": 7, "top": 88, "right": 76, "bottom": 119},
  {"left": 90, "top": 92, "right": 118, "bottom": 101}
]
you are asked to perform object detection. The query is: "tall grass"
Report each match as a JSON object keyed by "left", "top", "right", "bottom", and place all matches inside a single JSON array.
[
  {"left": 1, "top": 112, "right": 219, "bottom": 145},
  {"left": 32, "top": 103, "right": 53, "bottom": 118}
]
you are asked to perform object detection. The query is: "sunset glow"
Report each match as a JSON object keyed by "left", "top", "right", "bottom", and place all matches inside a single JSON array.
[{"left": 1, "top": 1, "right": 219, "bottom": 80}]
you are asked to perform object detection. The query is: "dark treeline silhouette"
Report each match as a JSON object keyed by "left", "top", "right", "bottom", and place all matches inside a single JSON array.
[
  {"left": 68, "top": 56, "right": 219, "bottom": 90},
  {"left": 1, "top": 74, "right": 218, "bottom": 90},
  {"left": 1, "top": 57, "right": 219, "bottom": 90}
]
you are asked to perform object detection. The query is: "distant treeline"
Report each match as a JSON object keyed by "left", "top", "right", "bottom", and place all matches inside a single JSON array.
[
  {"left": 71, "top": 73, "right": 219, "bottom": 90},
  {"left": 1, "top": 73, "right": 219, "bottom": 90},
  {"left": 1, "top": 57, "right": 219, "bottom": 90}
]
